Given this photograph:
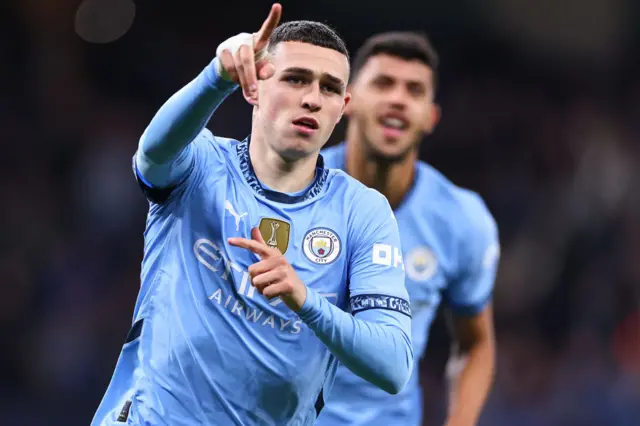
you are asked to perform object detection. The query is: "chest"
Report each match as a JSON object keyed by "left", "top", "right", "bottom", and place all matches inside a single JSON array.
[{"left": 189, "top": 175, "right": 351, "bottom": 310}]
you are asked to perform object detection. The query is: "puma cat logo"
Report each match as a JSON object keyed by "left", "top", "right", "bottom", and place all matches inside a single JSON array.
[{"left": 224, "top": 200, "right": 248, "bottom": 231}]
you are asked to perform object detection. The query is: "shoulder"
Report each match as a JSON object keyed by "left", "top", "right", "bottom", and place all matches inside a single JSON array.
[
  {"left": 328, "top": 168, "right": 390, "bottom": 208},
  {"left": 325, "top": 170, "right": 396, "bottom": 234},
  {"left": 193, "top": 128, "right": 239, "bottom": 158},
  {"left": 416, "top": 161, "right": 497, "bottom": 242},
  {"left": 319, "top": 142, "right": 346, "bottom": 170}
]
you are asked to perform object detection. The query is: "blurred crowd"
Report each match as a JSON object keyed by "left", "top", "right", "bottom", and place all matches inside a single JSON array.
[{"left": 1, "top": 1, "right": 638, "bottom": 425}]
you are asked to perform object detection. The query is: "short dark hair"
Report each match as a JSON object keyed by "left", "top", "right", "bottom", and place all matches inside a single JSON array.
[
  {"left": 351, "top": 32, "right": 439, "bottom": 88},
  {"left": 268, "top": 20, "right": 349, "bottom": 61}
]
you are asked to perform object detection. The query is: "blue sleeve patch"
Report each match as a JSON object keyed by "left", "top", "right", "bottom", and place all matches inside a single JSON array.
[{"left": 350, "top": 294, "right": 412, "bottom": 318}]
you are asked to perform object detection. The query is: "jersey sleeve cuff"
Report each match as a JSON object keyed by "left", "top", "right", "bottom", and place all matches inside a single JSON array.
[
  {"left": 446, "top": 293, "right": 492, "bottom": 316},
  {"left": 204, "top": 58, "right": 239, "bottom": 93},
  {"left": 296, "top": 287, "right": 323, "bottom": 322}
]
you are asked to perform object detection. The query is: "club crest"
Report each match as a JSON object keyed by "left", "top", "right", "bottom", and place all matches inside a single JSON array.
[
  {"left": 303, "top": 227, "right": 341, "bottom": 264},
  {"left": 406, "top": 246, "right": 438, "bottom": 282},
  {"left": 258, "top": 218, "right": 291, "bottom": 254}
]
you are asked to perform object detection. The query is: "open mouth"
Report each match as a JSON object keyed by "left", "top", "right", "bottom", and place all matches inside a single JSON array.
[
  {"left": 378, "top": 115, "right": 408, "bottom": 131},
  {"left": 378, "top": 113, "right": 409, "bottom": 140},
  {"left": 292, "top": 117, "right": 319, "bottom": 130}
]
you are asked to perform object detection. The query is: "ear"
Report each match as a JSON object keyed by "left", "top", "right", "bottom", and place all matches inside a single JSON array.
[
  {"left": 422, "top": 103, "right": 441, "bottom": 133},
  {"left": 244, "top": 79, "right": 266, "bottom": 107},
  {"left": 343, "top": 84, "right": 354, "bottom": 117},
  {"left": 245, "top": 95, "right": 259, "bottom": 107},
  {"left": 337, "top": 91, "right": 352, "bottom": 125}
]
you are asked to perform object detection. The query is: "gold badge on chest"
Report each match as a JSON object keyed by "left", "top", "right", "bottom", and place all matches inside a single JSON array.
[{"left": 258, "top": 218, "right": 291, "bottom": 254}]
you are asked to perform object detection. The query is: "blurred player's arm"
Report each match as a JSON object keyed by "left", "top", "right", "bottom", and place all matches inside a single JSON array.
[
  {"left": 297, "top": 192, "right": 413, "bottom": 395},
  {"left": 443, "top": 199, "right": 501, "bottom": 426},
  {"left": 444, "top": 304, "right": 495, "bottom": 426},
  {"left": 136, "top": 5, "right": 280, "bottom": 190}
]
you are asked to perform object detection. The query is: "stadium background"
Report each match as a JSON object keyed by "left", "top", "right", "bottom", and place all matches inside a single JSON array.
[{"left": 1, "top": 0, "right": 639, "bottom": 424}]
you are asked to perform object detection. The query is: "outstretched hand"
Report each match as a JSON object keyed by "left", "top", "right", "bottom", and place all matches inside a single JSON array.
[
  {"left": 216, "top": 3, "right": 282, "bottom": 103},
  {"left": 228, "top": 227, "right": 307, "bottom": 312}
]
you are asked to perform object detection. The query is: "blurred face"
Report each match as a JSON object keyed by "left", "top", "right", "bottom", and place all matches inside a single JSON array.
[
  {"left": 255, "top": 41, "right": 351, "bottom": 161},
  {"left": 347, "top": 54, "right": 438, "bottom": 162}
]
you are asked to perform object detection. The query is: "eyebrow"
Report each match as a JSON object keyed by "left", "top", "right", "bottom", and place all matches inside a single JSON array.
[
  {"left": 376, "top": 73, "right": 427, "bottom": 88},
  {"left": 282, "top": 67, "right": 346, "bottom": 91}
]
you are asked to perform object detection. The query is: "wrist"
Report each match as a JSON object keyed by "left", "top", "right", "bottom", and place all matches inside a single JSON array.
[
  {"left": 284, "top": 284, "right": 308, "bottom": 313},
  {"left": 204, "top": 58, "right": 238, "bottom": 90},
  {"left": 293, "top": 285, "right": 307, "bottom": 312},
  {"left": 213, "top": 56, "right": 235, "bottom": 82},
  {"left": 296, "top": 286, "right": 321, "bottom": 319}
]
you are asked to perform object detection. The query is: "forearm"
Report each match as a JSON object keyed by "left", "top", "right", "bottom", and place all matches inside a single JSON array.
[
  {"left": 297, "top": 288, "right": 413, "bottom": 395},
  {"left": 136, "top": 58, "right": 237, "bottom": 186},
  {"left": 445, "top": 338, "right": 495, "bottom": 425}
]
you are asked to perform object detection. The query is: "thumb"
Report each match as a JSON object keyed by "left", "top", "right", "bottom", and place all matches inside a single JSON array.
[{"left": 252, "top": 227, "right": 267, "bottom": 245}]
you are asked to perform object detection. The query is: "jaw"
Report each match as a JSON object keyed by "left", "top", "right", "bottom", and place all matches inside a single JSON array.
[
  {"left": 273, "top": 133, "right": 322, "bottom": 162},
  {"left": 363, "top": 128, "right": 418, "bottom": 163}
]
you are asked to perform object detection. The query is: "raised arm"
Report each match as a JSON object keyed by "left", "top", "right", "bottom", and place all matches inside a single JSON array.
[{"left": 135, "top": 4, "right": 282, "bottom": 190}]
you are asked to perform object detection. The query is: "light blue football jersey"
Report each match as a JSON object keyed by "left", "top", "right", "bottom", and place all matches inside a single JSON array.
[
  {"left": 91, "top": 131, "right": 411, "bottom": 426},
  {"left": 317, "top": 142, "right": 501, "bottom": 426}
]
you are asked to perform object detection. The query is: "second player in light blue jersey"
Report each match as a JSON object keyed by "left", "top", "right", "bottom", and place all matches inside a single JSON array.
[
  {"left": 317, "top": 32, "right": 500, "bottom": 426},
  {"left": 92, "top": 6, "right": 413, "bottom": 426}
]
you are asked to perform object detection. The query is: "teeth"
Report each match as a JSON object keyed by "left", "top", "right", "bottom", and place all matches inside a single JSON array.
[
  {"left": 296, "top": 120, "right": 315, "bottom": 128},
  {"left": 382, "top": 117, "right": 405, "bottom": 129}
]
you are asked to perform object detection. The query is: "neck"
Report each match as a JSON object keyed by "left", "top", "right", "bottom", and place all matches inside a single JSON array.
[
  {"left": 248, "top": 134, "right": 317, "bottom": 194},
  {"left": 345, "top": 124, "right": 417, "bottom": 210}
]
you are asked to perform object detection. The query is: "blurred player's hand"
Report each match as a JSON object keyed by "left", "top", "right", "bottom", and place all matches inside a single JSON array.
[
  {"left": 215, "top": 3, "right": 282, "bottom": 104},
  {"left": 228, "top": 227, "right": 307, "bottom": 312}
]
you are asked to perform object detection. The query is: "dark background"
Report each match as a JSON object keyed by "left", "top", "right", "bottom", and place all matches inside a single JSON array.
[{"left": 1, "top": 0, "right": 639, "bottom": 424}]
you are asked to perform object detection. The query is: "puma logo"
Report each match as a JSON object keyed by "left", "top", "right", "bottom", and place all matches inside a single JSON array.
[{"left": 224, "top": 200, "right": 248, "bottom": 231}]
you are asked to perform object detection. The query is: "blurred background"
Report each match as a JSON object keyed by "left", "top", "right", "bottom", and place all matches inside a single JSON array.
[{"left": 1, "top": 0, "right": 639, "bottom": 424}]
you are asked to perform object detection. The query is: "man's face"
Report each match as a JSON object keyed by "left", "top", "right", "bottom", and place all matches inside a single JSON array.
[
  {"left": 347, "top": 54, "right": 438, "bottom": 162},
  {"left": 255, "top": 41, "right": 351, "bottom": 161}
]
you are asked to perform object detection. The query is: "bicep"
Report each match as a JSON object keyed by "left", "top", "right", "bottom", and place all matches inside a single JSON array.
[
  {"left": 348, "top": 194, "right": 410, "bottom": 317},
  {"left": 445, "top": 231, "right": 500, "bottom": 315},
  {"left": 133, "top": 129, "right": 220, "bottom": 204},
  {"left": 137, "top": 140, "right": 194, "bottom": 181},
  {"left": 444, "top": 268, "right": 495, "bottom": 315},
  {"left": 447, "top": 303, "right": 494, "bottom": 351}
]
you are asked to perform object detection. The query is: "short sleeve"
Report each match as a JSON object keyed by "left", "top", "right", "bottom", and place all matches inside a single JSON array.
[
  {"left": 347, "top": 189, "right": 411, "bottom": 318},
  {"left": 444, "top": 193, "right": 500, "bottom": 315}
]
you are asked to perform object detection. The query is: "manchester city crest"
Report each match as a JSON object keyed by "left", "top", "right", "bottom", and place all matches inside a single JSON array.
[
  {"left": 406, "top": 246, "right": 437, "bottom": 282},
  {"left": 303, "top": 227, "right": 341, "bottom": 264}
]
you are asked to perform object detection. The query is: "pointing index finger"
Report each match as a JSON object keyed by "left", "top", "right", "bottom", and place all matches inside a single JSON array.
[
  {"left": 228, "top": 237, "right": 272, "bottom": 258},
  {"left": 254, "top": 3, "right": 282, "bottom": 47}
]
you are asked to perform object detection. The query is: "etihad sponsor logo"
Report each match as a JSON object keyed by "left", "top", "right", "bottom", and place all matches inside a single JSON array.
[
  {"left": 208, "top": 288, "right": 303, "bottom": 334},
  {"left": 195, "top": 238, "right": 337, "bottom": 334}
]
